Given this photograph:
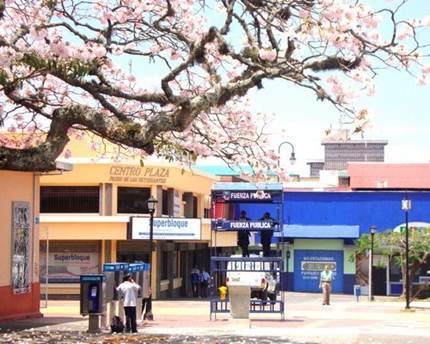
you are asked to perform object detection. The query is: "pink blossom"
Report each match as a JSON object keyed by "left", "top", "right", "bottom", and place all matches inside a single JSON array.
[
  {"left": 259, "top": 48, "right": 277, "bottom": 62},
  {"left": 63, "top": 149, "right": 72, "bottom": 159}
]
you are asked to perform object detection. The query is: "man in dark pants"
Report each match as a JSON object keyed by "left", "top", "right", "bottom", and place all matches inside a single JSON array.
[
  {"left": 260, "top": 212, "right": 275, "bottom": 257},
  {"left": 116, "top": 274, "right": 140, "bottom": 333},
  {"left": 237, "top": 210, "right": 251, "bottom": 257}
]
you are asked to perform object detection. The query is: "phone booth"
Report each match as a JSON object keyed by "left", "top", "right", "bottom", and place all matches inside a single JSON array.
[
  {"left": 80, "top": 274, "right": 106, "bottom": 333},
  {"left": 128, "top": 263, "right": 147, "bottom": 320},
  {"left": 102, "top": 263, "right": 129, "bottom": 328}
]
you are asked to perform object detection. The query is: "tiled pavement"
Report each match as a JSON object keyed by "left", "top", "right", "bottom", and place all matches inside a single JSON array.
[{"left": 1, "top": 293, "right": 429, "bottom": 343}]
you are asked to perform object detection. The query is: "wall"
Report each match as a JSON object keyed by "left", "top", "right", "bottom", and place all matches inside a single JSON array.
[
  {"left": 0, "top": 171, "right": 41, "bottom": 321},
  {"left": 283, "top": 191, "right": 430, "bottom": 234},
  {"left": 283, "top": 239, "right": 355, "bottom": 294}
]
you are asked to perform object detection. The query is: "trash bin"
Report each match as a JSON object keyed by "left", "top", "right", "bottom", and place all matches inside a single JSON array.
[{"left": 353, "top": 284, "right": 361, "bottom": 302}]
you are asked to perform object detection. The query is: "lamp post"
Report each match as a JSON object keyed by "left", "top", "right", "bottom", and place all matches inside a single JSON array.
[
  {"left": 369, "top": 225, "right": 377, "bottom": 301},
  {"left": 277, "top": 141, "right": 296, "bottom": 182},
  {"left": 147, "top": 196, "right": 158, "bottom": 304},
  {"left": 402, "top": 196, "right": 412, "bottom": 309}
]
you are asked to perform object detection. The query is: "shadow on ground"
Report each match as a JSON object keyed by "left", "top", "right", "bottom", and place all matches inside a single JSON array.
[{"left": 0, "top": 317, "right": 83, "bottom": 333}]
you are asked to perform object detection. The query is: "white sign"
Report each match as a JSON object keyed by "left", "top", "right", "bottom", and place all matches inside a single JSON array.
[
  {"left": 132, "top": 217, "right": 201, "bottom": 240},
  {"left": 393, "top": 222, "right": 430, "bottom": 233}
]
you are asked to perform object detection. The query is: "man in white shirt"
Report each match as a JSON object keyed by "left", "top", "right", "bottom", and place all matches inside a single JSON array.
[
  {"left": 319, "top": 265, "right": 333, "bottom": 305},
  {"left": 116, "top": 274, "right": 141, "bottom": 333}
]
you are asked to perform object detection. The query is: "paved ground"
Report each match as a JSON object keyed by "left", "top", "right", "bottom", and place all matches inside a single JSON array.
[{"left": 1, "top": 293, "right": 430, "bottom": 343}]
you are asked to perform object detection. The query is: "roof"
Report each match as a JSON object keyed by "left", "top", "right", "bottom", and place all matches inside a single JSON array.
[
  {"left": 348, "top": 163, "right": 430, "bottom": 189},
  {"left": 275, "top": 225, "right": 360, "bottom": 239},
  {"left": 213, "top": 182, "right": 283, "bottom": 191}
]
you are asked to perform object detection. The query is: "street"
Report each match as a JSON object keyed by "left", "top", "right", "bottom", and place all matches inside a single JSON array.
[{"left": 1, "top": 293, "right": 429, "bottom": 343}]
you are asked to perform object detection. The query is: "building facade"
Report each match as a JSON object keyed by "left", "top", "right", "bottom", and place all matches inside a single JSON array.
[
  {"left": 0, "top": 171, "right": 42, "bottom": 321},
  {"left": 39, "top": 139, "right": 236, "bottom": 299}
]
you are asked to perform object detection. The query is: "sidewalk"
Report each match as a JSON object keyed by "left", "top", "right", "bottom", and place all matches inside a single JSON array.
[{"left": 1, "top": 293, "right": 430, "bottom": 343}]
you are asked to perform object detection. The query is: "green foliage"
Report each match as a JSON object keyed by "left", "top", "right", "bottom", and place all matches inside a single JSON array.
[
  {"left": 354, "top": 228, "right": 430, "bottom": 268},
  {"left": 20, "top": 51, "right": 93, "bottom": 79}
]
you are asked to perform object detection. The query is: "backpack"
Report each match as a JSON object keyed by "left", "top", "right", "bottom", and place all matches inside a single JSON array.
[{"left": 110, "top": 315, "right": 124, "bottom": 333}]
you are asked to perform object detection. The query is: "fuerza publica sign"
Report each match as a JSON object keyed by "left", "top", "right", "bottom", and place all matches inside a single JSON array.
[
  {"left": 218, "top": 220, "right": 280, "bottom": 231},
  {"left": 222, "top": 191, "right": 273, "bottom": 202},
  {"left": 131, "top": 217, "right": 201, "bottom": 240}
]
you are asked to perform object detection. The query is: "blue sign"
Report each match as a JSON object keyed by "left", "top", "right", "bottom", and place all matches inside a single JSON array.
[
  {"left": 103, "top": 263, "right": 129, "bottom": 272},
  {"left": 80, "top": 274, "right": 106, "bottom": 283},
  {"left": 293, "top": 250, "right": 343, "bottom": 293},
  {"left": 212, "top": 220, "right": 280, "bottom": 231}
]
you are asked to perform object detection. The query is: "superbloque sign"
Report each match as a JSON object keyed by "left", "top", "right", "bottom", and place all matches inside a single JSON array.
[{"left": 131, "top": 217, "right": 201, "bottom": 240}]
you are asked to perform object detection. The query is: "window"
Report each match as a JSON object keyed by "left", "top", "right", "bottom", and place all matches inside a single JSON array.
[
  {"left": 162, "top": 189, "right": 169, "bottom": 216},
  {"left": 117, "top": 187, "right": 150, "bottom": 213},
  {"left": 161, "top": 251, "right": 168, "bottom": 280},
  {"left": 193, "top": 196, "right": 198, "bottom": 218},
  {"left": 40, "top": 186, "right": 99, "bottom": 213}
]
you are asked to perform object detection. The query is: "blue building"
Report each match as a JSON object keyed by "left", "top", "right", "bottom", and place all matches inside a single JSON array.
[{"left": 241, "top": 190, "right": 430, "bottom": 294}]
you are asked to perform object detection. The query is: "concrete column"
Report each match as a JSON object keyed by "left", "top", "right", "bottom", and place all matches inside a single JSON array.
[
  {"left": 229, "top": 285, "right": 251, "bottom": 319},
  {"left": 104, "top": 183, "right": 113, "bottom": 216}
]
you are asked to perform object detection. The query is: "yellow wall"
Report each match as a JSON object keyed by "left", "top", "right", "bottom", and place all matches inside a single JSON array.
[
  {"left": 41, "top": 162, "right": 217, "bottom": 196},
  {"left": 0, "top": 171, "right": 39, "bottom": 287},
  {"left": 40, "top": 222, "right": 127, "bottom": 240},
  {"left": 201, "top": 220, "right": 237, "bottom": 247}
]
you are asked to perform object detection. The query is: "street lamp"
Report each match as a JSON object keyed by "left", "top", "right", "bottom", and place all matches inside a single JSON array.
[
  {"left": 277, "top": 141, "right": 296, "bottom": 182},
  {"left": 147, "top": 196, "right": 158, "bottom": 317},
  {"left": 402, "top": 195, "right": 412, "bottom": 309},
  {"left": 369, "top": 225, "right": 377, "bottom": 302}
]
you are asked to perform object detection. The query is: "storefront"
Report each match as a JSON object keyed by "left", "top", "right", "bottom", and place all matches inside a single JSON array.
[{"left": 39, "top": 137, "right": 236, "bottom": 298}]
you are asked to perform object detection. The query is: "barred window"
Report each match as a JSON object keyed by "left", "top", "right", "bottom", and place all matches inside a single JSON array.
[{"left": 40, "top": 186, "right": 100, "bottom": 213}]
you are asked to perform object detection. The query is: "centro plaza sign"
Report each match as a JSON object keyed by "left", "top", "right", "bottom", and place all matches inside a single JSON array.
[{"left": 109, "top": 166, "right": 170, "bottom": 184}]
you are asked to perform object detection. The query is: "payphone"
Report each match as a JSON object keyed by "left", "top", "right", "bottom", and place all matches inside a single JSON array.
[{"left": 80, "top": 274, "right": 105, "bottom": 333}]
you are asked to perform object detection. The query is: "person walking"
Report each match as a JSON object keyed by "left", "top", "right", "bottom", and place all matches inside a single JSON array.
[
  {"left": 191, "top": 266, "right": 200, "bottom": 297},
  {"left": 319, "top": 265, "right": 333, "bottom": 305},
  {"left": 200, "top": 269, "right": 210, "bottom": 298},
  {"left": 141, "top": 287, "right": 153, "bottom": 321},
  {"left": 237, "top": 210, "right": 251, "bottom": 257},
  {"left": 260, "top": 212, "right": 275, "bottom": 257},
  {"left": 116, "top": 274, "right": 140, "bottom": 333}
]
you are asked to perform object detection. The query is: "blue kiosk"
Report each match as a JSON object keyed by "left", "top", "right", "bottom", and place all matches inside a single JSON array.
[{"left": 210, "top": 182, "right": 286, "bottom": 320}]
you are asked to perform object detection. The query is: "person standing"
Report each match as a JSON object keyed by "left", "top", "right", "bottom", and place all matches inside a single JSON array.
[
  {"left": 260, "top": 212, "right": 275, "bottom": 257},
  {"left": 200, "top": 269, "right": 210, "bottom": 298},
  {"left": 116, "top": 274, "right": 140, "bottom": 333},
  {"left": 190, "top": 266, "right": 200, "bottom": 297},
  {"left": 319, "top": 265, "right": 333, "bottom": 305},
  {"left": 237, "top": 210, "right": 251, "bottom": 257}
]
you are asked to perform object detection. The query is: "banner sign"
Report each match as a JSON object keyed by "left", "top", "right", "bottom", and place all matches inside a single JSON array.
[
  {"left": 11, "top": 202, "right": 31, "bottom": 294},
  {"left": 212, "top": 220, "right": 280, "bottom": 231},
  {"left": 40, "top": 251, "right": 99, "bottom": 283},
  {"left": 294, "top": 249, "right": 344, "bottom": 293},
  {"left": 220, "top": 190, "right": 274, "bottom": 202},
  {"left": 131, "top": 217, "right": 201, "bottom": 240}
]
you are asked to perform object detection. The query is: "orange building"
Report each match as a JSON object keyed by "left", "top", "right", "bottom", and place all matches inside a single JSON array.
[
  {"left": 39, "top": 137, "right": 236, "bottom": 299},
  {"left": 0, "top": 171, "right": 42, "bottom": 321}
]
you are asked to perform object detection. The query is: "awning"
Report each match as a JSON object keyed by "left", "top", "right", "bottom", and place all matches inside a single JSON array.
[{"left": 275, "top": 225, "right": 360, "bottom": 239}]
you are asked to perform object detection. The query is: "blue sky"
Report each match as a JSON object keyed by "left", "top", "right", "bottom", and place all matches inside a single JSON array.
[{"left": 240, "top": 1, "right": 430, "bottom": 176}]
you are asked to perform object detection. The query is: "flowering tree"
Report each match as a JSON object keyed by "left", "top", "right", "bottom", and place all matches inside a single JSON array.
[{"left": 0, "top": 0, "right": 428, "bottom": 172}]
